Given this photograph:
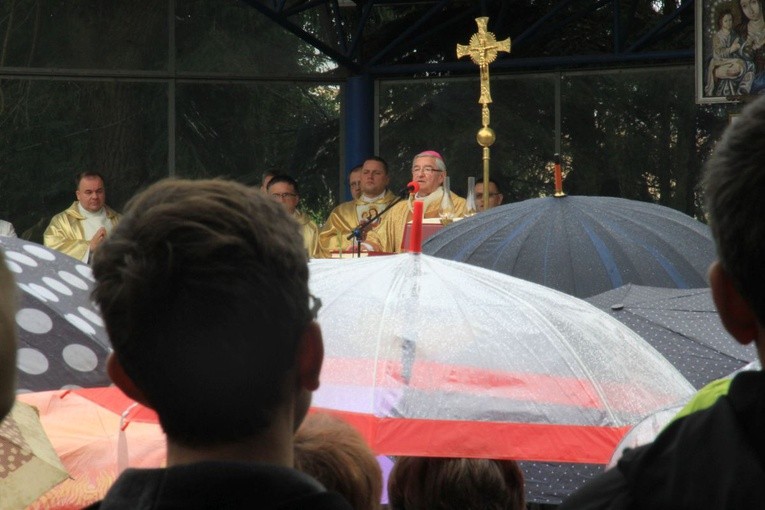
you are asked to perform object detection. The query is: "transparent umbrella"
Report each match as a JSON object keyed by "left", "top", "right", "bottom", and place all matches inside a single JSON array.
[
  {"left": 308, "top": 254, "right": 695, "bottom": 503},
  {"left": 586, "top": 285, "right": 757, "bottom": 389},
  {"left": 607, "top": 360, "right": 762, "bottom": 469},
  {"left": 18, "top": 387, "right": 164, "bottom": 510}
]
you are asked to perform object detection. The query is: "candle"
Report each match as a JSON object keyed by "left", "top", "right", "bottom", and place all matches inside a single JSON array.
[{"left": 410, "top": 200, "right": 424, "bottom": 253}]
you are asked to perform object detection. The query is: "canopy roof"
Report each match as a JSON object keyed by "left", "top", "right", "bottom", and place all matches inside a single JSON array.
[{"left": 241, "top": 0, "right": 694, "bottom": 76}]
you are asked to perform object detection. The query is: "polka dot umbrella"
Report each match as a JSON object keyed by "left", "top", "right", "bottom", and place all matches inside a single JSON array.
[
  {"left": 585, "top": 284, "right": 758, "bottom": 389},
  {"left": 0, "top": 237, "right": 111, "bottom": 392}
]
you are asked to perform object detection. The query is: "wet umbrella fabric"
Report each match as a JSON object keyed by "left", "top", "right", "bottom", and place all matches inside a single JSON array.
[
  {"left": 422, "top": 196, "right": 715, "bottom": 299},
  {"left": 605, "top": 360, "right": 762, "bottom": 473},
  {"left": 308, "top": 254, "right": 695, "bottom": 502},
  {"left": 0, "top": 401, "right": 68, "bottom": 509},
  {"left": 18, "top": 387, "right": 164, "bottom": 510},
  {"left": 0, "top": 237, "right": 110, "bottom": 392},
  {"left": 585, "top": 285, "right": 757, "bottom": 389}
]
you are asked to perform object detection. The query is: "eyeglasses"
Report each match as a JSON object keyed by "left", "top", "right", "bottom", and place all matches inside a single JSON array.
[
  {"left": 309, "top": 294, "right": 322, "bottom": 319},
  {"left": 412, "top": 166, "right": 443, "bottom": 175},
  {"left": 270, "top": 192, "right": 298, "bottom": 199}
]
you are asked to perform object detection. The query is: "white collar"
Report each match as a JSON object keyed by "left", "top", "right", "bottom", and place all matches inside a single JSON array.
[
  {"left": 78, "top": 202, "right": 106, "bottom": 218},
  {"left": 360, "top": 191, "right": 387, "bottom": 203}
]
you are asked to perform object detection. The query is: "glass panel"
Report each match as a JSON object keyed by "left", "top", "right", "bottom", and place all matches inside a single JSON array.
[
  {"left": 379, "top": 75, "right": 556, "bottom": 202},
  {"left": 175, "top": 81, "right": 341, "bottom": 222},
  {"left": 176, "top": 0, "right": 338, "bottom": 75},
  {"left": 0, "top": 79, "right": 168, "bottom": 242},
  {"left": 561, "top": 66, "right": 735, "bottom": 218},
  {"left": 0, "top": 0, "right": 168, "bottom": 70}
]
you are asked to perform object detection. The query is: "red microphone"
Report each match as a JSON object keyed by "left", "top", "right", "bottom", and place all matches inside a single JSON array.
[{"left": 402, "top": 181, "right": 420, "bottom": 195}]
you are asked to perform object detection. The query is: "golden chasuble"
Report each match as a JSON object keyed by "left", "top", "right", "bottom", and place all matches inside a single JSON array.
[
  {"left": 43, "top": 201, "right": 121, "bottom": 261},
  {"left": 318, "top": 190, "right": 397, "bottom": 253},
  {"left": 294, "top": 210, "right": 325, "bottom": 259},
  {"left": 365, "top": 188, "right": 466, "bottom": 253}
]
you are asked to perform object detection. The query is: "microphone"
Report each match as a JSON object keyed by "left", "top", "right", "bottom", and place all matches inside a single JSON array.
[{"left": 398, "top": 181, "right": 420, "bottom": 197}]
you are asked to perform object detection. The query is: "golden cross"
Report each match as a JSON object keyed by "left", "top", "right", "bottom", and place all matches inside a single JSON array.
[{"left": 456, "top": 17, "right": 511, "bottom": 106}]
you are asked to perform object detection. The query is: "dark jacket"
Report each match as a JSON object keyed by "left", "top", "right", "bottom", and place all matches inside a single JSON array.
[
  {"left": 559, "top": 370, "right": 765, "bottom": 510},
  {"left": 83, "top": 461, "right": 354, "bottom": 510}
]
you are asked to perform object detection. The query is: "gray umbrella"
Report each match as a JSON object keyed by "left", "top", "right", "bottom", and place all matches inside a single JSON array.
[
  {"left": 585, "top": 284, "right": 757, "bottom": 389},
  {"left": 422, "top": 195, "right": 716, "bottom": 299},
  {"left": 1, "top": 237, "right": 111, "bottom": 392}
]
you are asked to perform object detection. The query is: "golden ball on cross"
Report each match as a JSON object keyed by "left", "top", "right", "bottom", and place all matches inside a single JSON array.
[{"left": 476, "top": 126, "right": 496, "bottom": 147}]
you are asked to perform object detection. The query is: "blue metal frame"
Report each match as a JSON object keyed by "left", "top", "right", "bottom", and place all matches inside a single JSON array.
[{"left": 238, "top": 0, "right": 694, "bottom": 75}]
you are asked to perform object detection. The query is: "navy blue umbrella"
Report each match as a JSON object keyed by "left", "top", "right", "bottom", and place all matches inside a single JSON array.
[
  {"left": 1, "top": 237, "right": 111, "bottom": 392},
  {"left": 423, "top": 196, "right": 716, "bottom": 299}
]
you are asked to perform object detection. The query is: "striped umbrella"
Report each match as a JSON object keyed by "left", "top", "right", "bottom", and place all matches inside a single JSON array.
[{"left": 308, "top": 254, "right": 694, "bottom": 503}]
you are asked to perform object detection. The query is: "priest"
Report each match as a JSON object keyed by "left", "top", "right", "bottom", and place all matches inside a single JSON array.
[
  {"left": 267, "top": 174, "right": 325, "bottom": 259},
  {"left": 44, "top": 171, "right": 121, "bottom": 262},
  {"left": 364, "top": 151, "right": 466, "bottom": 253},
  {"left": 319, "top": 156, "right": 396, "bottom": 254}
]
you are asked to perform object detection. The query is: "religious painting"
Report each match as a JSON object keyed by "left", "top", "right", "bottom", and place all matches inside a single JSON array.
[
  {"left": 696, "top": 0, "right": 765, "bottom": 103},
  {"left": 357, "top": 203, "right": 383, "bottom": 226}
]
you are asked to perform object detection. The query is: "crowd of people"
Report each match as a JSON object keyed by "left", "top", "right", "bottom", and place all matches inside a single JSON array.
[{"left": 1, "top": 95, "right": 765, "bottom": 508}]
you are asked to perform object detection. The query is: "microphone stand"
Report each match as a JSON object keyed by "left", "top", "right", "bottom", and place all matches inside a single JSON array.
[{"left": 347, "top": 190, "right": 410, "bottom": 258}]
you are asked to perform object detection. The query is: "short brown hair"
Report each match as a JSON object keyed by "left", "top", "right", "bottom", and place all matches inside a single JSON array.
[
  {"left": 703, "top": 95, "right": 765, "bottom": 324},
  {"left": 92, "top": 178, "right": 311, "bottom": 446},
  {"left": 75, "top": 171, "right": 105, "bottom": 189},
  {"left": 294, "top": 413, "right": 382, "bottom": 510},
  {"left": 388, "top": 457, "right": 525, "bottom": 510}
]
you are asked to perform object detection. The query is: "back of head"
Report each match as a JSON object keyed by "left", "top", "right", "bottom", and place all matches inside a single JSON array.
[
  {"left": 703, "top": 96, "right": 765, "bottom": 324},
  {"left": 388, "top": 456, "right": 525, "bottom": 510},
  {"left": 294, "top": 413, "right": 382, "bottom": 510},
  {"left": 0, "top": 250, "right": 18, "bottom": 420},
  {"left": 92, "top": 178, "right": 311, "bottom": 446}
]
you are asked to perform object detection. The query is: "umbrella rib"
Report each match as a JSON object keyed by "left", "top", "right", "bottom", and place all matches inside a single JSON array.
[
  {"left": 598, "top": 218, "right": 689, "bottom": 288},
  {"left": 453, "top": 269, "right": 622, "bottom": 423},
  {"left": 489, "top": 208, "right": 546, "bottom": 270}
]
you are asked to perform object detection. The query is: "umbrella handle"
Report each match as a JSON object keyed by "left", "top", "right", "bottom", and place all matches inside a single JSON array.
[{"left": 120, "top": 402, "right": 140, "bottom": 431}]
